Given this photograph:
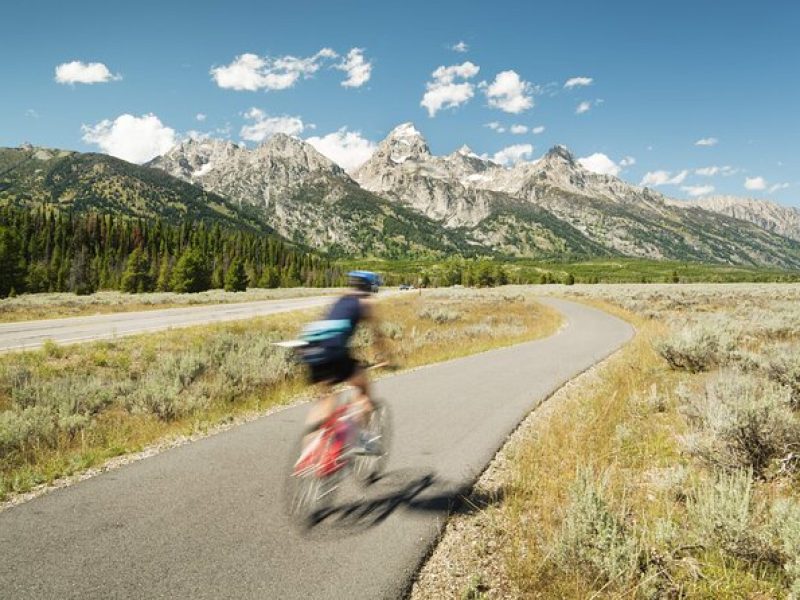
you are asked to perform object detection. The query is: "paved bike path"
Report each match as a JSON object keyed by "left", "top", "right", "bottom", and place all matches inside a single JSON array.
[
  {"left": 0, "top": 295, "right": 333, "bottom": 353},
  {"left": 0, "top": 298, "right": 633, "bottom": 599}
]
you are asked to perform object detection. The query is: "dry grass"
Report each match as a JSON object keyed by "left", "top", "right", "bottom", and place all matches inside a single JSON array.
[
  {"left": 0, "top": 287, "right": 341, "bottom": 323},
  {"left": 0, "top": 289, "right": 560, "bottom": 503},
  {"left": 414, "top": 283, "right": 800, "bottom": 599}
]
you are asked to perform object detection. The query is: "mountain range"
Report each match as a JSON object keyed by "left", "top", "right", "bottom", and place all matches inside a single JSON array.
[{"left": 2, "top": 124, "right": 799, "bottom": 269}]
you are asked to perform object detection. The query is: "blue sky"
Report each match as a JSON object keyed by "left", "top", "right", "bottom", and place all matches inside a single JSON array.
[{"left": 1, "top": 0, "right": 798, "bottom": 205}]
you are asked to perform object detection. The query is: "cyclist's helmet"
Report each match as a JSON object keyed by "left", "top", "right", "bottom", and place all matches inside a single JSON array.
[{"left": 347, "top": 270, "right": 381, "bottom": 293}]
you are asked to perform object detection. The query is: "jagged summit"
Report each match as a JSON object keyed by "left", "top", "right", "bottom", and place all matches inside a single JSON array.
[
  {"left": 543, "top": 144, "right": 576, "bottom": 164},
  {"left": 388, "top": 122, "right": 423, "bottom": 140}
]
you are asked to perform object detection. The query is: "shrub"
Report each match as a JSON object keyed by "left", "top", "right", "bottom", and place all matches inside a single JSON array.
[
  {"left": 686, "top": 469, "right": 768, "bottom": 561},
  {"left": 418, "top": 306, "right": 462, "bottom": 324},
  {"left": 655, "top": 320, "right": 736, "bottom": 373},
  {"left": 770, "top": 499, "right": 800, "bottom": 596},
  {"left": 680, "top": 371, "right": 800, "bottom": 475},
  {"left": 762, "top": 343, "right": 800, "bottom": 408},
  {"left": 551, "top": 468, "right": 642, "bottom": 587}
]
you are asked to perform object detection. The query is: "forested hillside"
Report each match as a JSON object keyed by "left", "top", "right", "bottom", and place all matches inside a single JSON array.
[{"left": 0, "top": 205, "right": 343, "bottom": 298}]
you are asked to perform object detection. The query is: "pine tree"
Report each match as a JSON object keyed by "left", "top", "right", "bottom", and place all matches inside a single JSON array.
[
  {"left": 0, "top": 227, "right": 25, "bottom": 297},
  {"left": 120, "top": 247, "right": 152, "bottom": 293},
  {"left": 170, "top": 248, "right": 211, "bottom": 293},
  {"left": 156, "top": 252, "right": 172, "bottom": 291},
  {"left": 224, "top": 258, "right": 248, "bottom": 292}
]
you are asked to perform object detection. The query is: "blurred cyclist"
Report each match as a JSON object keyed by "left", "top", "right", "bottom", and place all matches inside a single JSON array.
[{"left": 298, "top": 270, "right": 388, "bottom": 452}]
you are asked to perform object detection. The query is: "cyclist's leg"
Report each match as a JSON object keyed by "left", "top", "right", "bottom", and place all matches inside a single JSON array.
[{"left": 347, "top": 366, "right": 374, "bottom": 427}]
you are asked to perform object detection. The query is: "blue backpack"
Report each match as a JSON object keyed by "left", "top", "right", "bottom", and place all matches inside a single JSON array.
[{"left": 297, "top": 319, "right": 351, "bottom": 366}]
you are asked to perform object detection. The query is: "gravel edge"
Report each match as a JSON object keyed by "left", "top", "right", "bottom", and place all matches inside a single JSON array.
[{"left": 409, "top": 347, "right": 624, "bottom": 599}]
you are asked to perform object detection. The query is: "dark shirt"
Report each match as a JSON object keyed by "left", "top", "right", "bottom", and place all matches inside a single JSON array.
[{"left": 323, "top": 294, "right": 363, "bottom": 347}]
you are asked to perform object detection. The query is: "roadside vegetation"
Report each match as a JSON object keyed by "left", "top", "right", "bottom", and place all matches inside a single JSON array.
[
  {"left": 0, "top": 289, "right": 559, "bottom": 503},
  {"left": 412, "top": 283, "right": 800, "bottom": 598},
  {"left": 341, "top": 257, "right": 800, "bottom": 287}
]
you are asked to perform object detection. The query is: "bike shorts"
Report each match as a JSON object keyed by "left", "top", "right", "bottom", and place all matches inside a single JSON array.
[{"left": 307, "top": 350, "right": 359, "bottom": 385}]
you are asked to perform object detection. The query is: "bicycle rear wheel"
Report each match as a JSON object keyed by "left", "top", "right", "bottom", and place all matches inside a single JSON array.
[{"left": 352, "top": 398, "right": 392, "bottom": 484}]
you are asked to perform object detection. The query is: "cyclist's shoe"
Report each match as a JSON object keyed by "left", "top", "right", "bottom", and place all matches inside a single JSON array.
[{"left": 353, "top": 431, "right": 381, "bottom": 456}]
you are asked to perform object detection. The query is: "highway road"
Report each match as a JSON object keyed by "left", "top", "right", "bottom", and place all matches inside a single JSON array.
[
  {"left": 0, "top": 298, "right": 633, "bottom": 599},
  {"left": 0, "top": 296, "right": 333, "bottom": 353}
]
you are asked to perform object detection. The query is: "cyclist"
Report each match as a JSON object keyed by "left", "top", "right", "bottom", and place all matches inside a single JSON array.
[{"left": 299, "top": 270, "right": 388, "bottom": 453}]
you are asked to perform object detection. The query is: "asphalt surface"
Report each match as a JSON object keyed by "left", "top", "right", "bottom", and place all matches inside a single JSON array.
[
  {"left": 0, "top": 298, "right": 633, "bottom": 599},
  {"left": 0, "top": 296, "right": 333, "bottom": 353}
]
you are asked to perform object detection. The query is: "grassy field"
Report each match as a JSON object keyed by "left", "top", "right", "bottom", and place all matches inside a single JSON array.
[
  {"left": 0, "top": 288, "right": 343, "bottom": 323},
  {"left": 413, "top": 283, "right": 800, "bottom": 598},
  {"left": 0, "top": 289, "right": 560, "bottom": 503},
  {"left": 339, "top": 257, "right": 800, "bottom": 286}
]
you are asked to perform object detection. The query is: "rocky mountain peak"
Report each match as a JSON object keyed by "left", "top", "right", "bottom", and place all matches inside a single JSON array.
[
  {"left": 543, "top": 144, "right": 577, "bottom": 165},
  {"left": 377, "top": 121, "right": 431, "bottom": 164}
]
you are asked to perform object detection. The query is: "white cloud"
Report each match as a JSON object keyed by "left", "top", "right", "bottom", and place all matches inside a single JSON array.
[
  {"left": 195, "top": 113, "right": 207, "bottom": 122},
  {"left": 532, "top": 125, "right": 545, "bottom": 134},
  {"left": 640, "top": 169, "right": 689, "bottom": 186},
  {"left": 620, "top": 156, "right": 636, "bottom": 167},
  {"left": 695, "top": 137, "right": 718, "bottom": 146},
  {"left": 564, "top": 76, "right": 593, "bottom": 89},
  {"left": 25, "top": 109, "right": 39, "bottom": 119},
  {"left": 510, "top": 124, "right": 528, "bottom": 135},
  {"left": 576, "top": 100, "right": 592, "bottom": 114},
  {"left": 421, "top": 61, "right": 480, "bottom": 117},
  {"left": 492, "top": 143, "right": 534, "bottom": 166},
  {"left": 485, "top": 121, "right": 506, "bottom": 133},
  {"left": 682, "top": 184, "right": 715, "bottom": 197},
  {"left": 578, "top": 153, "right": 620, "bottom": 176},
  {"left": 240, "top": 108, "right": 306, "bottom": 142},
  {"left": 55, "top": 61, "right": 121, "bottom": 85},
  {"left": 745, "top": 176, "right": 767, "bottom": 191},
  {"left": 81, "top": 113, "right": 176, "bottom": 163},
  {"left": 306, "top": 128, "right": 376, "bottom": 171},
  {"left": 210, "top": 48, "right": 336, "bottom": 91},
  {"left": 335, "top": 48, "right": 372, "bottom": 88},
  {"left": 695, "top": 165, "right": 737, "bottom": 176},
  {"left": 451, "top": 41, "right": 469, "bottom": 53},
  {"left": 485, "top": 70, "right": 533, "bottom": 113},
  {"left": 769, "top": 182, "right": 790, "bottom": 193}
]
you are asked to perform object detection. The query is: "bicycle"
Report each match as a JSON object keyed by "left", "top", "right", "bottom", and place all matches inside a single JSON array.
[{"left": 284, "top": 365, "right": 392, "bottom": 527}]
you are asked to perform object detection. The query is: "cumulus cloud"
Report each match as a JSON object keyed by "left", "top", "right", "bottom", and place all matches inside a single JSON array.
[
  {"left": 421, "top": 61, "right": 480, "bottom": 117},
  {"left": 695, "top": 165, "right": 737, "bottom": 176},
  {"left": 485, "top": 121, "right": 506, "bottom": 133},
  {"left": 239, "top": 108, "right": 306, "bottom": 142},
  {"left": 640, "top": 169, "right": 689, "bottom": 187},
  {"left": 620, "top": 156, "right": 636, "bottom": 167},
  {"left": 744, "top": 176, "right": 767, "bottom": 191},
  {"left": 335, "top": 48, "right": 372, "bottom": 88},
  {"left": 492, "top": 143, "right": 534, "bottom": 166},
  {"left": 451, "top": 41, "right": 469, "bottom": 53},
  {"left": 196, "top": 113, "right": 207, "bottom": 122},
  {"left": 81, "top": 113, "right": 176, "bottom": 163},
  {"left": 769, "top": 182, "right": 790, "bottom": 193},
  {"left": 578, "top": 153, "right": 620, "bottom": 176},
  {"left": 210, "top": 48, "right": 337, "bottom": 91},
  {"left": 532, "top": 125, "right": 545, "bottom": 134},
  {"left": 25, "top": 109, "right": 39, "bottom": 119},
  {"left": 484, "top": 70, "right": 533, "bottom": 113},
  {"left": 695, "top": 137, "right": 718, "bottom": 146},
  {"left": 682, "top": 184, "right": 715, "bottom": 197},
  {"left": 564, "top": 76, "right": 593, "bottom": 89},
  {"left": 55, "top": 61, "right": 121, "bottom": 84},
  {"left": 306, "top": 128, "right": 376, "bottom": 171},
  {"left": 576, "top": 100, "right": 593, "bottom": 114},
  {"left": 510, "top": 124, "right": 528, "bottom": 135}
]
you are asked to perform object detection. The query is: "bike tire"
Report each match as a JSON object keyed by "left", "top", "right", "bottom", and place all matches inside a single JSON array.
[
  {"left": 283, "top": 431, "right": 338, "bottom": 528},
  {"left": 352, "top": 398, "right": 392, "bottom": 485}
]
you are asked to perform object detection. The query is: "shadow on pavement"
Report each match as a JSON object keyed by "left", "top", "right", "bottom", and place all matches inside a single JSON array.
[{"left": 299, "top": 467, "right": 505, "bottom": 536}]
